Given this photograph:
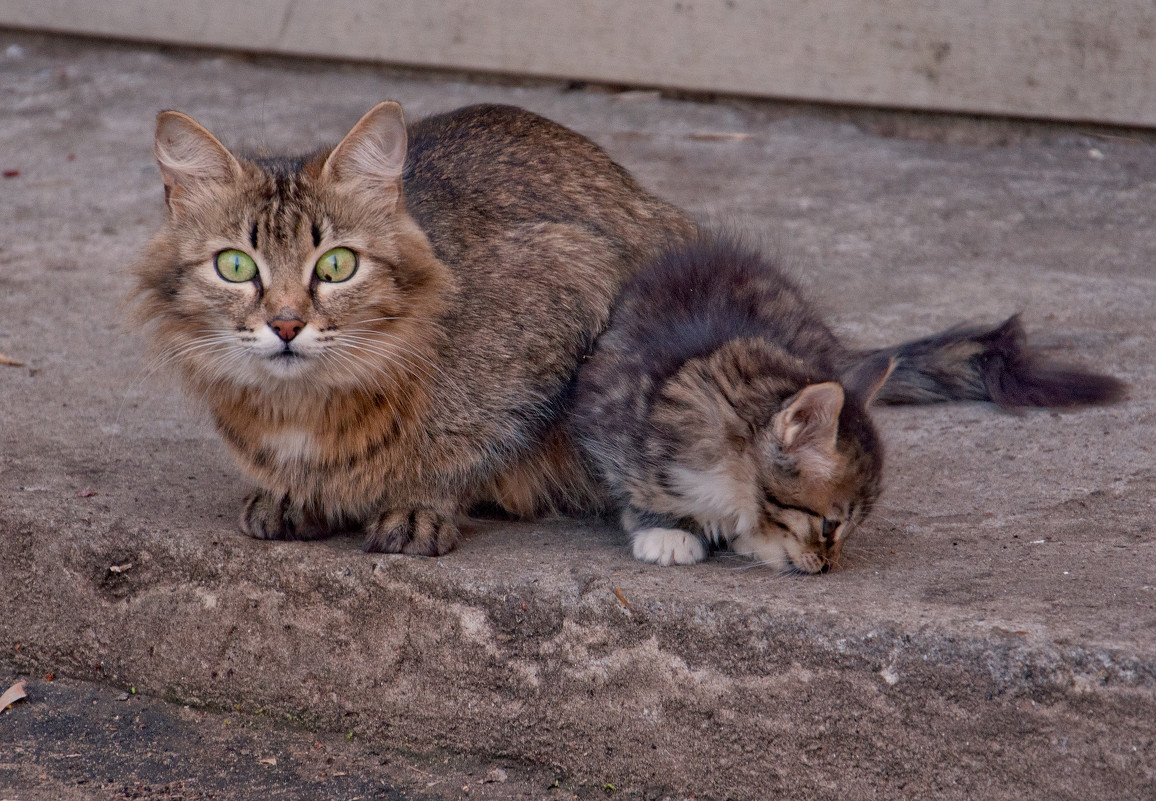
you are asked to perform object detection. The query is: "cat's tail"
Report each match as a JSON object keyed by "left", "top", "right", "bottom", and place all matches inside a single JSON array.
[{"left": 846, "top": 315, "right": 1126, "bottom": 409}]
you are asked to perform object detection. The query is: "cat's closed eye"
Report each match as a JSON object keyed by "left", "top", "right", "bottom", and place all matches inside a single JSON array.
[{"left": 821, "top": 518, "right": 839, "bottom": 540}]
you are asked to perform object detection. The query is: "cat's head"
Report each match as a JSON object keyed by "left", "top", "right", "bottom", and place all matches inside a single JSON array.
[
  {"left": 731, "top": 354, "right": 892, "bottom": 573},
  {"left": 130, "top": 102, "right": 450, "bottom": 400},
  {"left": 660, "top": 345, "right": 891, "bottom": 573},
  {"left": 733, "top": 377, "right": 884, "bottom": 573}
]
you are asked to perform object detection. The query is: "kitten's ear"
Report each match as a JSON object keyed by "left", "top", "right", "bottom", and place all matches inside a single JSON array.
[
  {"left": 154, "top": 111, "right": 241, "bottom": 209},
  {"left": 773, "top": 382, "right": 844, "bottom": 475},
  {"left": 841, "top": 353, "right": 896, "bottom": 408},
  {"left": 322, "top": 101, "right": 407, "bottom": 206}
]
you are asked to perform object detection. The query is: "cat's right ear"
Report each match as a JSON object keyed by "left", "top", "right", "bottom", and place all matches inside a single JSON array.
[
  {"left": 154, "top": 111, "right": 242, "bottom": 212},
  {"left": 321, "top": 101, "right": 407, "bottom": 208},
  {"left": 772, "top": 382, "right": 845, "bottom": 478}
]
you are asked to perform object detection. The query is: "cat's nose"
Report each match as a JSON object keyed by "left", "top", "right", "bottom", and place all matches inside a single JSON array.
[{"left": 269, "top": 317, "right": 304, "bottom": 342}]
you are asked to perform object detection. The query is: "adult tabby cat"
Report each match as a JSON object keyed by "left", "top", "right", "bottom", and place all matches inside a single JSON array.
[
  {"left": 132, "top": 102, "right": 695, "bottom": 554},
  {"left": 132, "top": 101, "right": 1122, "bottom": 561},
  {"left": 571, "top": 232, "right": 1124, "bottom": 571}
]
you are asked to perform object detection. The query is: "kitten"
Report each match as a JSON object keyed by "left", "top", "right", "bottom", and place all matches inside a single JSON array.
[
  {"left": 572, "top": 231, "right": 1124, "bottom": 571},
  {"left": 131, "top": 102, "right": 694, "bottom": 555}
]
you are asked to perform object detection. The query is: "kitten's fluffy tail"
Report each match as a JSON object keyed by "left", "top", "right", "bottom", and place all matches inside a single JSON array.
[{"left": 849, "top": 315, "right": 1126, "bottom": 409}]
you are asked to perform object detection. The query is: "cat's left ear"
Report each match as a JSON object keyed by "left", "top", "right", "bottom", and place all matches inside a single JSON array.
[
  {"left": 773, "top": 382, "right": 844, "bottom": 477},
  {"left": 322, "top": 101, "right": 407, "bottom": 208},
  {"left": 841, "top": 353, "right": 896, "bottom": 408}
]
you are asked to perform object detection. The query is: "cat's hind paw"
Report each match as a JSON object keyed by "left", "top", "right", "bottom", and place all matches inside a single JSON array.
[
  {"left": 363, "top": 507, "right": 460, "bottom": 556},
  {"left": 630, "top": 527, "right": 707, "bottom": 566}
]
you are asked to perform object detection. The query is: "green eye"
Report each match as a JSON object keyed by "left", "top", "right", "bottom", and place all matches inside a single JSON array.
[
  {"left": 215, "top": 249, "right": 258, "bottom": 283},
  {"left": 315, "top": 247, "right": 358, "bottom": 283}
]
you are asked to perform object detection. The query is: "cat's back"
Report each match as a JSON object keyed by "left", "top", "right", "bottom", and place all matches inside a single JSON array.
[
  {"left": 405, "top": 104, "right": 634, "bottom": 214},
  {"left": 404, "top": 104, "right": 688, "bottom": 261},
  {"left": 601, "top": 233, "right": 843, "bottom": 384},
  {"left": 572, "top": 232, "right": 843, "bottom": 505}
]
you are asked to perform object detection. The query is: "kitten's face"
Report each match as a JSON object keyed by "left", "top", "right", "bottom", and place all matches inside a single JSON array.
[
  {"left": 132, "top": 104, "right": 448, "bottom": 397},
  {"left": 737, "top": 382, "right": 884, "bottom": 573},
  {"left": 664, "top": 376, "right": 885, "bottom": 574}
]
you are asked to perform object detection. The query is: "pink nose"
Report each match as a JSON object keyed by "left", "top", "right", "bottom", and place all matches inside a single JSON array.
[{"left": 269, "top": 317, "right": 304, "bottom": 342}]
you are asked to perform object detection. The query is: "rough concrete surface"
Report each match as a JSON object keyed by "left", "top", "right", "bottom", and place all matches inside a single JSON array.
[
  {"left": 1, "top": 32, "right": 1154, "bottom": 801},
  {"left": 2, "top": 675, "right": 567, "bottom": 801}
]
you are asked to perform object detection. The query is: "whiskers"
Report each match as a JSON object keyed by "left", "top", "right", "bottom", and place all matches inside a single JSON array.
[
  {"left": 337, "top": 319, "right": 441, "bottom": 378},
  {"left": 713, "top": 549, "right": 797, "bottom": 575},
  {"left": 331, "top": 322, "right": 471, "bottom": 410},
  {"left": 107, "top": 329, "right": 244, "bottom": 461}
]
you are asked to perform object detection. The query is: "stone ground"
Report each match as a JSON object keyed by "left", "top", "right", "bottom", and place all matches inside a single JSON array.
[{"left": 1, "top": 31, "right": 1154, "bottom": 801}]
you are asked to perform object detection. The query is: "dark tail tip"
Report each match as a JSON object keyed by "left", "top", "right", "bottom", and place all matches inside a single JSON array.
[
  {"left": 858, "top": 314, "right": 1127, "bottom": 409},
  {"left": 978, "top": 315, "right": 1127, "bottom": 408}
]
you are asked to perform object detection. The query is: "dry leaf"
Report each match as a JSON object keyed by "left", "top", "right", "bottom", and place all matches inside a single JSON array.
[
  {"left": 688, "top": 131, "right": 755, "bottom": 142},
  {"left": 258, "top": 756, "right": 277, "bottom": 766},
  {"left": 78, "top": 489, "right": 98, "bottom": 498},
  {"left": 1, "top": 681, "right": 27, "bottom": 711},
  {"left": 0, "top": 353, "right": 23, "bottom": 367},
  {"left": 613, "top": 587, "right": 632, "bottom": 610}
]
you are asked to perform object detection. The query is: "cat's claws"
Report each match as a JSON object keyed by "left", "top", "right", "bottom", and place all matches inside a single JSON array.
[
  {"left": 363, "top": 508, "right": 460, "bottom": 556},
  {"left": 240, "top": 489, "right": 327, "bottom": 541}
]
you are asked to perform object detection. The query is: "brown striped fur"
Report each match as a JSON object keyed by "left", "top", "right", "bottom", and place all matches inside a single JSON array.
[
  {"left": 572, "top": 231, "right": 1122, "bottom": 571},
  {"left": 131, "top": 101, "right": 1122, "bottom": 563},
  {"left": 572, "top": 233, "right": 890, "bottom": 573},
  {"left": 131, "top": 102, "right": 694, "bottom": 554}
]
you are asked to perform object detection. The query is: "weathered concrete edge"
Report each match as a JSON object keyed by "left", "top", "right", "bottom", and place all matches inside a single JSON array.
[{"left": 4, "top": 507, "right": 1154, "bottom": 796}]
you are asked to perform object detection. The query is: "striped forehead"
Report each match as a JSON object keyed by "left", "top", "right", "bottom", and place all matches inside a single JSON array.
[{"left": 249, "top": 169, "right": 316, "bottom": 251}]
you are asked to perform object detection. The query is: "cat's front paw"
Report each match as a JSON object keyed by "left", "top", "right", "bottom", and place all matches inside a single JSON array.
[
  {"left": 240, "top": 489, "right": 327, "bottom": 541},
  {"left": 363, "top": 507, "right": 460, "bottom": 556},
  {"left": 630, "top": 527, "right": 707, "bottom": 566}
]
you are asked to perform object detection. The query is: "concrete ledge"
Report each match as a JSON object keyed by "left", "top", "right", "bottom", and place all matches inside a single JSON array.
[
  {"left": 5, "top": 507, "right": 1155, "bottom": 798},
  {"left": 1, "top": 33, "right": 1154, "bottom": 798},
  {"left": 2, "top": 1, "right": 1156, "bottom": 127}
]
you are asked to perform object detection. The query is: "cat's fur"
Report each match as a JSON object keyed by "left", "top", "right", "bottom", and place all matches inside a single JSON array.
[
  {"left": 571, "top": 232, "right": 1124, "bottom": 571},
  {"left": 131, "top": 102, "right": 694, "bottom": 554},
  {"left": 572, "top": 233, "right": 891, "bottom": 571},
  {"left": 132, "top": 100, "right": 1124, "bottom": 563},
  {"left": 849, "top": 314, "right": 1125, "bottom": 408}
]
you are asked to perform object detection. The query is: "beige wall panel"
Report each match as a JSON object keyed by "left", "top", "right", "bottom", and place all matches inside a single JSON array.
[{"left": 2, "top": 0, "right": 1154, "bottom": 126}]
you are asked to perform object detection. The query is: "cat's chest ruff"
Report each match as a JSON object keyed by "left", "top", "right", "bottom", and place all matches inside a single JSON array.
[{"left": 263, "top": 428, "right": 320, "bottom": 464}]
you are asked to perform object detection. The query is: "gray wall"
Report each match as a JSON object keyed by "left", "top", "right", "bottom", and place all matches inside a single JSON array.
[{"left": 3, "top": 0, "right": 1154, "bottom": 127}]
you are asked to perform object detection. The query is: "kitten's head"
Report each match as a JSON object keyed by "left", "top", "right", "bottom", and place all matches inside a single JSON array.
[
  {"left": 130, "top": 102, "right": 450, "bottom": 400},
  {"left": 661, "top": 345, "right": 892, "bottom": 573},
  {"left": 737, "top": 365, "right": 889, "bottom": 574}
]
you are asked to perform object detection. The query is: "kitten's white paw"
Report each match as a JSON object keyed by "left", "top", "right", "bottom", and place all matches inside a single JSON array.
[{"left": 631, "top": 527, "right": 707, "bottom": 566}]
